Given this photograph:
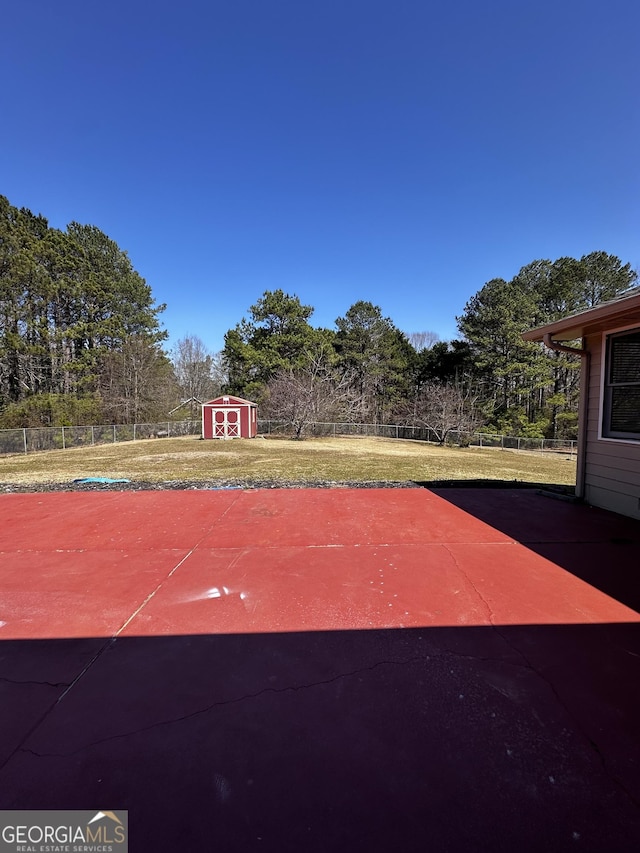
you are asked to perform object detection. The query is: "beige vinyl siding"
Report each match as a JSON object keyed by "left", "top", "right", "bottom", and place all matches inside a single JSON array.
[
  {"left": 587, "top": 454, "right": 640, "bottom": 476},
  {"left": 583, "top": 330, "right": 640, "bottom": 519}
]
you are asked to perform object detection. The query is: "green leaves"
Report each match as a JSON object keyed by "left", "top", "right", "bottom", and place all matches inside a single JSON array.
[
  {"left": 334, "top": 301, "right": 414, "bottom": 422},
  {"left": 456, "top": 252, "right": 635, "bottom": 437},
  {"left": 223, "top": 294, "right": 413, "bottom": 423},
  {"left": 0, "top": 194, "right": 167, "bottom": 423},
  {"left": 223, "top": 290, "right": 325, "bottom": 399}
]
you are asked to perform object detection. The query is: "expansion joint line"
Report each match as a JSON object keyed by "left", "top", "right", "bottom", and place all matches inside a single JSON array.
[
  {"left": 0, "top": 492, "right": 248, "bottom": 774},
  {"left": 115, "top": 490, "right": 245, "bottom": 638}
]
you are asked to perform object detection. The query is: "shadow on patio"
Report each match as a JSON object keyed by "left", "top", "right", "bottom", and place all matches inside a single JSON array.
[
  {"left": 426, "top": 484, "right": 640, "bottom": 613},
  {"left": 1, "top": 621, "right": 640, "bottom": 852},
  {"left": 1, "top": 486, "right": 639, "bottom": 851}
]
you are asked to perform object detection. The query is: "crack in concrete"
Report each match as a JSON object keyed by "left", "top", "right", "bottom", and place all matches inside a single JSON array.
[
  {"left": 0, "top": 635, "right": 115, "bottom": 775},
  {"left": 0, "top": 495, "right": 248, "bottom": 777},
  {"left": 441, "top": 544, "right": 640, "bottom": 812},
  {"left": 432, "top": 646, "right": 537, "bottom": 672},
  {"left": 8, "top": 645, "right": 577, "bottom": 762},
  {"left": 442, "top": 543, "right": 497, "bottom": 625},
  {"left": 7, "top": 633, "right": 640, "bottom": 814},
  {"left": 0, "top": 676, "right": 70, "bottom": 689},
  {"left": 15, "top": 655, "right": 426, "bottom": 759}
]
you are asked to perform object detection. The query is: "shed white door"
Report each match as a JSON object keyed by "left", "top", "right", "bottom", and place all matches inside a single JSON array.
[{"left": 214, "top": 408, "right": 241, "bottom": 438}]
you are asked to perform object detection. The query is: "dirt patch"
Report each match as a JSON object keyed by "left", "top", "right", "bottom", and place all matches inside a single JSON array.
[
  {"left": 0, "top": 478, "right": 420, "bottom": 493},
  {"left": 0, "top": 478, "right": 576, "bottom": 494}
]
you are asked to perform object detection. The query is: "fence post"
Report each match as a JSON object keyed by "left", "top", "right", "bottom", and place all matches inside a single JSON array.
[
  {"left": 113, "top": 425, "right": 116, "bottom": 444},
  {"left": 167, "top": 422, "right": 170, "bottom": 438},
  {"left": 133, "top": 424, "right": 137, "bottom": 441},
  {"left": 541, "top": 438, "right": 545, "bottom": 453},
  {"left": 23, "top": 428, "right": 27, "bottom": 454},
  {"left": 479, "top": 434, "right": 483, "bottom": 448},
  {"left": 61, "top": 427, "right": 66, "bottom": 450},
  {"left": 517, "top": 437, "right": 521, "bottom": 451},
  {"left": 91, "top": 426, "right": 95, "bottom": 445}
]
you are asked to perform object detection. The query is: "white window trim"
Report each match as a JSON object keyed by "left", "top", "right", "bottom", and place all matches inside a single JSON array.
[{"left": 598, "top": 322, "right": 640, "bottom": 443}]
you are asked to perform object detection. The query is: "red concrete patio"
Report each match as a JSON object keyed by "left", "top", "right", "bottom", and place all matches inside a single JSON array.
[{"left": 0, "top": 486, "right": 639, "bottom": 851}]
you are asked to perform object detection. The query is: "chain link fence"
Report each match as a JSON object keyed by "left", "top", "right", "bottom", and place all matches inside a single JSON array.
[
  {"left": 0, "top": 420, "right": 202, "bottom": 455},
  {"left": 0, "top": 418, "right": 576, "bottom": 456},
  {"left": 257, "top": 420, "right": 577, "bottom": 455}
]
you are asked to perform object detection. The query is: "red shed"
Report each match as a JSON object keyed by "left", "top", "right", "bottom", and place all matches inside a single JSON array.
[{"left": 202, "top": 395, "right": 258, "bottom": 439}]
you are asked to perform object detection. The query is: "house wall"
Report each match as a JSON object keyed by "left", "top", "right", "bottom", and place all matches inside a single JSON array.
[{"left": 583, "top": 330, "right": 640, "bottom": 519}]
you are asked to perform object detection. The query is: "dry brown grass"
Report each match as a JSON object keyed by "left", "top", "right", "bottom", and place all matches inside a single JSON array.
[{"left": 0, "top": 434, "right": 577, "bottom": 487}]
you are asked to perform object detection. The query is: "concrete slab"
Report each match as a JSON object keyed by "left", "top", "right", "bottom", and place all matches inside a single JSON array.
[
  {"left": 0, "top": 490, "right": 239, "bottom": 551},
  {"left": 431, "top": 486, "right": 640, "bottom": 544},
  {"left": 432, "top": 487, "right": 640, "bottom": 614},
  {"left": 0, "top": 550, "right": 188, "bottom": 639},
  {"left": 198, "top": 487, "right": 512, "bottom": 548},
  {"left": 2, "top": 625, "right": 639, "bottom": 851},
  {"left": 121, "top": 540, "right": 637, "bottom": 637},
  {"left": 0, "top": 637, "right": 108, "bottom": 768},
  {"left": 0, "top": 487, "right": 639, "bottom": 852}
]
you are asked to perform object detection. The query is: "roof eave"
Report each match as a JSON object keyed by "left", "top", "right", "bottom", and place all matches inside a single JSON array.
[{"left": 523, "top": 293, "right": 640, "bottom": 342}]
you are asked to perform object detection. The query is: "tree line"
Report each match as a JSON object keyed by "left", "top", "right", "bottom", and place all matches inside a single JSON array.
[
  {"left": 0, "top": 194, "right": 175, "bottom": 426},
  {"left": 1, "top": 193, "right": 636, "bottom": 437},
  {"left": 223, "top": 254, "right": 636, "bottom": 440}
]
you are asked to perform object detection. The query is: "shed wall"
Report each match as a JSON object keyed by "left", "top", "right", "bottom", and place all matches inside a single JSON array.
[
  {"left": 583, "top": 331, "right": 640, "bottom": 519},
  {"left": 201, "top": 397, "right": 258, "bottom": 439}
]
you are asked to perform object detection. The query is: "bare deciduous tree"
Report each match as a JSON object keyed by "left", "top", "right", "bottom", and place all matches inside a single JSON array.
[
  {"left": 264, "top": 348, "right": 360, "bottom": 438},
  {"left": 408, "top": 382, "right": 483, "bottom": 445},
  {"left": 172, "top": 335, "right": 222, "bottom": 415},
  {"left": 99, "top": 336, "right": 177, "bottom": 423},
  {"left": 209, "top": 350, "right": 228, "bottom": 393},
  {"left": 408, "top": 330, "right": 440, "bottom": 351}
]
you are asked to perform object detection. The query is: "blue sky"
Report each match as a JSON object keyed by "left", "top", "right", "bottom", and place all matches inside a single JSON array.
[{"left": 2, "top": 0, "right": 639, "bottom": 353}]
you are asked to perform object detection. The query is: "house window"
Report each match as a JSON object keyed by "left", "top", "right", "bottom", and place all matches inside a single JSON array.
[{"left": 603, "top": 327, "right": 640, "bottom": 440}]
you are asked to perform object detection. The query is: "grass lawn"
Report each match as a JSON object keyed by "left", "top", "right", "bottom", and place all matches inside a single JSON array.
[{"left": 0, "top": 435, "right": 577, "bottom": 488}]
